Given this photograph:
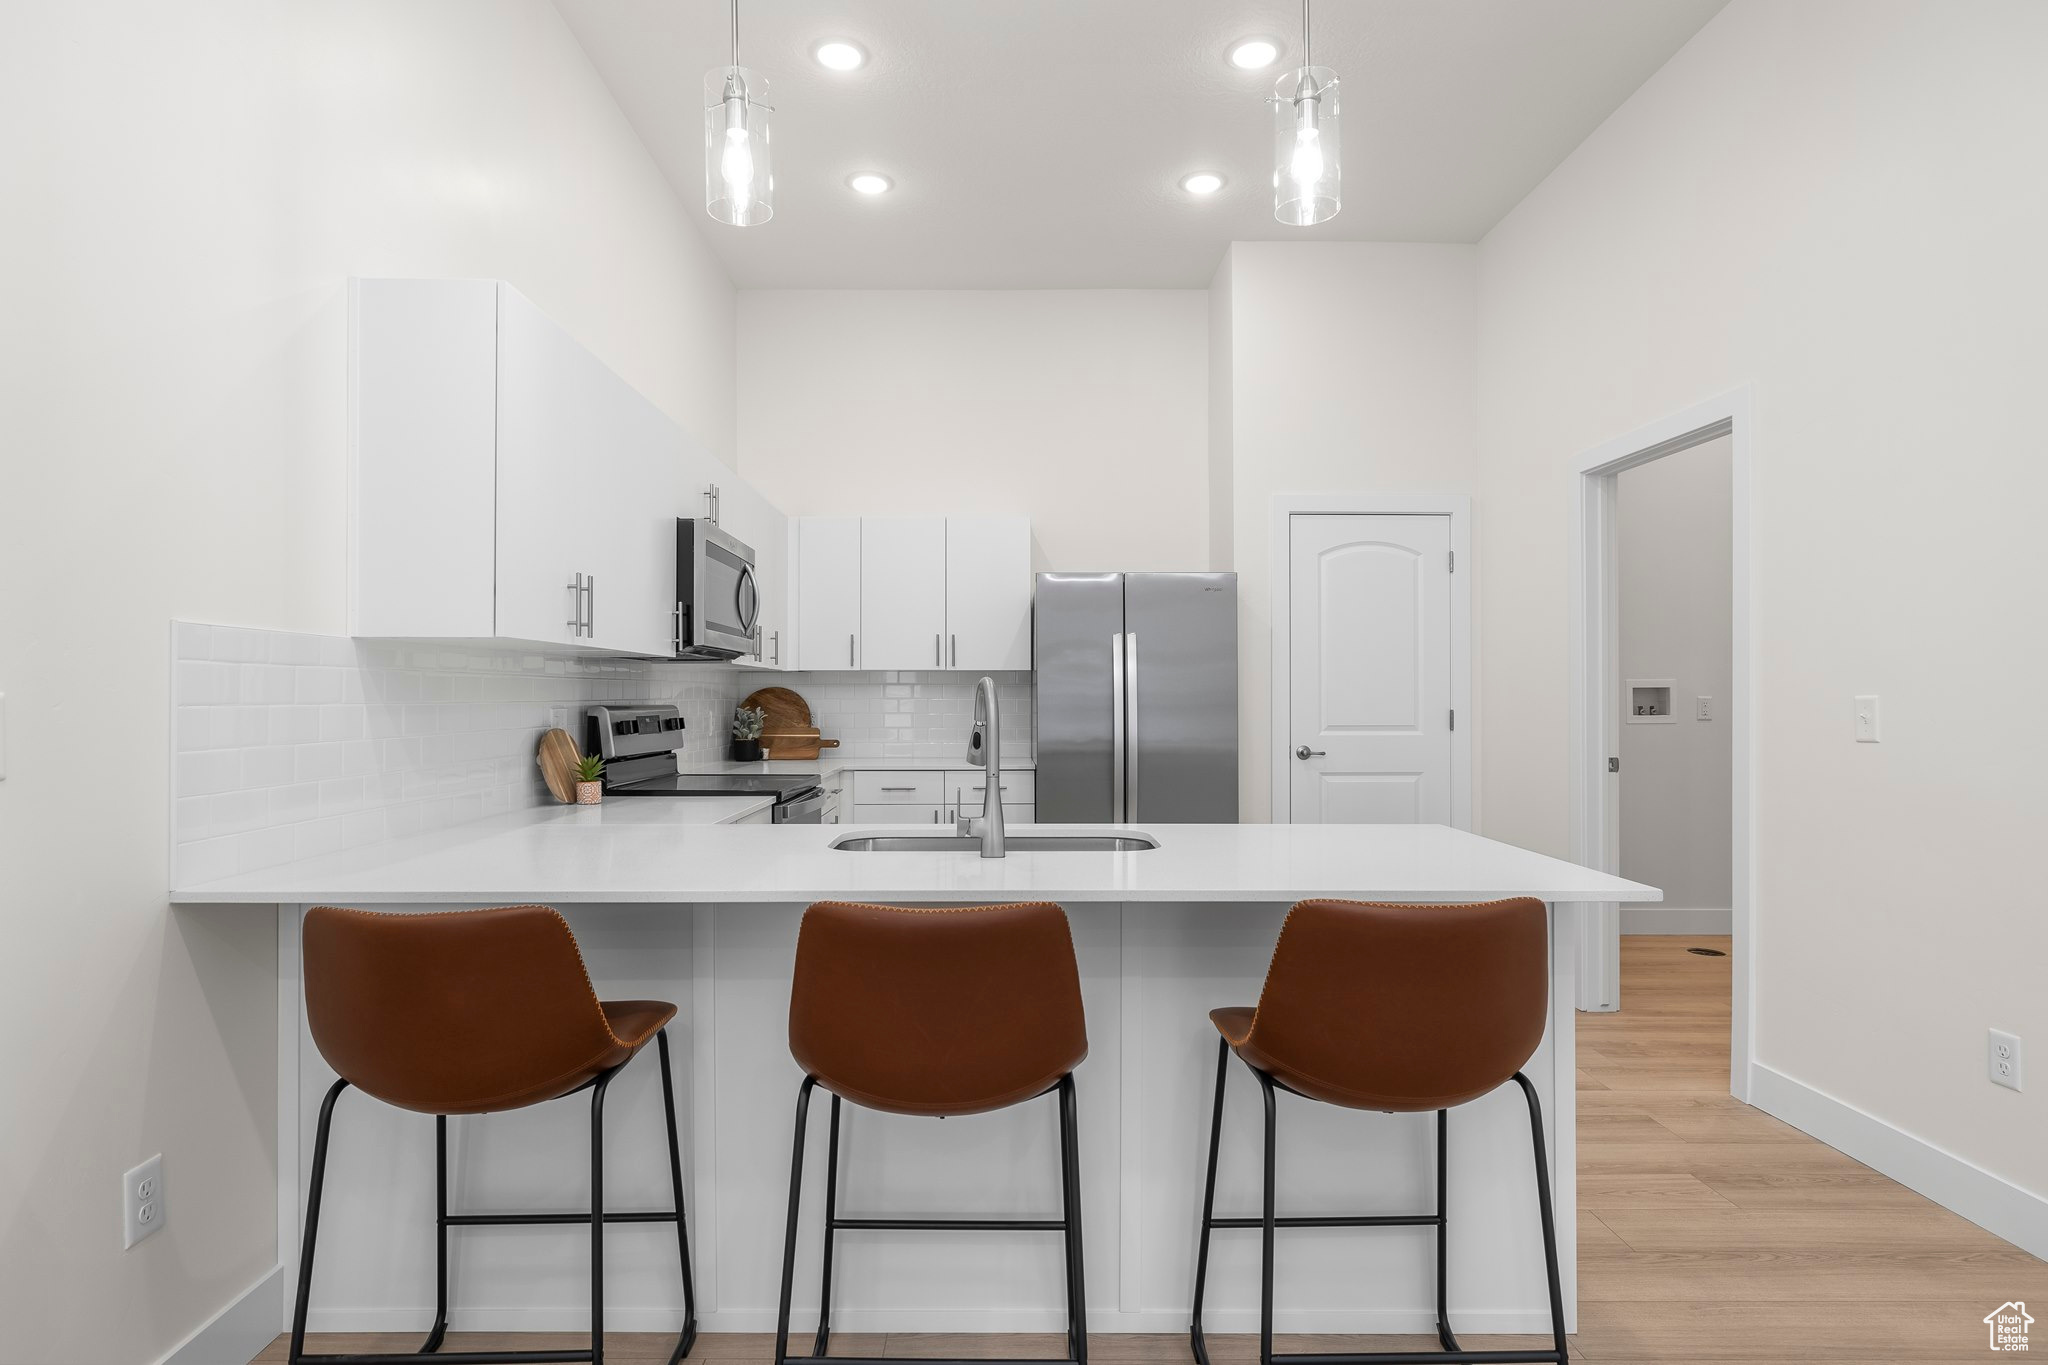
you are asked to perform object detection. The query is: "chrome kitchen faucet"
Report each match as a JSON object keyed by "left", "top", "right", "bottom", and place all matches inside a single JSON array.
[{"left": 957, "top": 676, "right": 1007, "bottom": 858}]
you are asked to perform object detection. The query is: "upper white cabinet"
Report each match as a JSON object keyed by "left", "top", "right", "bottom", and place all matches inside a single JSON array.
[
  {"left": 794, "top": 515, "right": 1032, "bottom": 673},
  {"left": 494, "top": 287, "right": 675, "bottom": 656},
  {"left": 945, "top": 517, "right": 1033, "bottom": 670},
  {"left": 860, "top": 518, "right": 949, "bottom": 669},
  {"left": 797, "top": 518, "right": 862, "bottom": 669},
  {"left": 351, "top": 279, "right": 776, "bottom": 660},
  {"left": 717, "top": 477, "right": 791, "bottom": 668}
]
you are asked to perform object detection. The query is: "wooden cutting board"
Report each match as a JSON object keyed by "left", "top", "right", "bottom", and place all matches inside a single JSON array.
[
  {"left": 741, "top": 686, "right": 811, "bottom": 732},
  {"left": 536, "top": 728, "right": 584, "bottom": 803},
  {"left": 761, "top": 728, "right": 840, "bottom": 761}
]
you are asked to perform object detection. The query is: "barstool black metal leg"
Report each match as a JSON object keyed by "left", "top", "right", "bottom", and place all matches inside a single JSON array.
[
  {"left": 421, "top": 1115, "right": 451, "bottom": 1355},
  {"left": 774, "top": 1077, "right": 820, "bottom": 1365},
  {"left": 1056, "top": 1074, "right": 1088, "bottom": 1365},
  {"left": 590, "top": 1069, "right": 615, "bottom": 1365},
  {"left": 1255, "top": 1069, "right": 1278, "bottom": 1365},
  {"left": 1433, "top": 1109, "right": 1460, "bottom": 1355},
  {"left": 1512, "top": 1073, "right": 1567, "bottom": 1363},
  {"left": 811, "top": 1093, "right": 844, "bottom": 1358},
  {"left": 655, "top": 1029, "right": 698, "bottom": 1364},
  {"left": 1187, "top": 1036, "right": 1229, "bottom": 1365},
  {"left": 289, "top": 1078, "right": 351, "bottom": 1365}
]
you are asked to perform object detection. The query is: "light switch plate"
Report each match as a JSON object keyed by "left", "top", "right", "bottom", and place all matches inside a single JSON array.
[
  {"left": 1853, "top": 695, "right": 1881, "bottom": 743},
  {"left": 123, "top": 1153, "right": 164, "bottom": 1248}
]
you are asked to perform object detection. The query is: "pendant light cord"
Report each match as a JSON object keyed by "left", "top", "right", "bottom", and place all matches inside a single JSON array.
[
  {"left": 729, "top": 0, "right": 739, "bottom": 71},
  {"left": 1301, "top": 0, "right": 1312, "bottom": 68}
]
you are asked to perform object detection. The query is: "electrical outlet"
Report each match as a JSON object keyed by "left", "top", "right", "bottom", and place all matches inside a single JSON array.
[
  {"left": 547, "top": 706, "right": 568, "bottom": 731},
  {"left": 123, "top": 1154, "right": 164, "bottom": 1248},
  {"left": 1853, "top": 695, "right": 1881, "bottom": 743},
  {"left": 1989, "top": 1030, "right": 2022, "bottom": 1092},
  {"left": 1695, "top": 695, "right": 1712, "bottom": 721}
]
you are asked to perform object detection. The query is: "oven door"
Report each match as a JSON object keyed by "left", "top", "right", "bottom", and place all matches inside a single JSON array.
[
  {"left": 773, "top": 788, "right": 826, "bottom": 824},
  {"left": 677, "top": 519, "right": 760, "bottom": 659}
]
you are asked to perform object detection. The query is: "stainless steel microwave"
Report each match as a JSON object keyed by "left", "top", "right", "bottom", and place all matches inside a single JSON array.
[{"left": 674, "top": 518, "right": 760, "bottom": 660}]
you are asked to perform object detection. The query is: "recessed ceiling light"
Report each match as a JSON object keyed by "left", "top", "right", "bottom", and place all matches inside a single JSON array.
[
  {"left": 814, "top": 40, "right": 867, "bottom": 71},
  {"left": 1180, "top": 172, "right": 1225, "bottom": 196},
  {"left": 848, "top": 173, "right": 893, "bottom": 195},
  {"left": 1228, "top": 38, "right": 1280, "bottom": 70}
]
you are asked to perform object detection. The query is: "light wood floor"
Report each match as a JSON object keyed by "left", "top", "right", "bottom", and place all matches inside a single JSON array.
[{"left": 261, "top": 936, "right": 2044, "bottom": 1364}]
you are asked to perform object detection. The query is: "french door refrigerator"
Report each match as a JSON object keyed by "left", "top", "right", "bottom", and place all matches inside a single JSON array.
[{"left": 1034, "top": 572, "right": 1238, "bottom": 823}]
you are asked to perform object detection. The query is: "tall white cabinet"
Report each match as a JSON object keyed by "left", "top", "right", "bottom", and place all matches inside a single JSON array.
[
  {"left": 350, "top": 279, "right": 770, "bottom": 661},
  {"left": 794, "top": 516, "right": 1032, "bottom": 672}
]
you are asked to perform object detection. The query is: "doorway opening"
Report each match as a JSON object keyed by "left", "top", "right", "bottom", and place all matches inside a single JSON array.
[{"left": 1568, "top": 390, "right": 1755, "bottom": 1101}]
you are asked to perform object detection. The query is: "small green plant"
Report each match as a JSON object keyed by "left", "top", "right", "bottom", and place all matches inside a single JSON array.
[
  {"left": 574, "top": 754, "right": 605, "bottom": 783},
  {"left": 731, "top": 706, "right": 766, "bottom": 741}
]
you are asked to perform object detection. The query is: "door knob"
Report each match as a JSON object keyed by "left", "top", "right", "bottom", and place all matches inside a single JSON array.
[{"left": 1295, "top": 745, "right": 1326, "bottom": 760}]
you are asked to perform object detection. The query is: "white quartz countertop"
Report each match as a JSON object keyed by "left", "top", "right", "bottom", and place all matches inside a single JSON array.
[{"left": 169, "top": 801, "right": 1658, "bottom": 906}]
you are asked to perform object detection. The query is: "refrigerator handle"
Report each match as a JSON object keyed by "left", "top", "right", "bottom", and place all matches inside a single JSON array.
[
  {"left": 1125, "top": 631, "right": 1139, "bottom": 822},
  {"left": 1110, "top": 631, "right": 1126, "bottom": 824}
]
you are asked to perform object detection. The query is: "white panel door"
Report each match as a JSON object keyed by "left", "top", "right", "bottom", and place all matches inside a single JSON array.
[
  {"left": 797, "top": 518, "right": 862, "bottom": 669},
  {"left": 945, "top": 517, "right": 1032, "bottom": 670},
  {"left": 860, "top": 517, "right": 948, "bottom": 670},
  {"left": 1288, "top": 514, "right": 1453, "bottom": 823}
]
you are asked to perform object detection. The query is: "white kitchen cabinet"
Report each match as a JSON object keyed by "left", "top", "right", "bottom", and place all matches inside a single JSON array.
[
  {"left": 495, "top": 287, "right": 675, "bottom": 656},
  {"left": 730, "top": 805, "right": 774, "bottom": 826},
  {"left": 352, "top": 279, "right": 773, "bottom": 659},
  {"left": 797, "top": 518, "right": 862, "bottom": 669},
  {"left": 860, "top": 518, "right": 949, "bottom": 669},
  {"left": 944, "top": 517, "right": 1033, "bottom": 670},
  {"left": 718, "top": 477, "right": 791, "bottom": 668}
]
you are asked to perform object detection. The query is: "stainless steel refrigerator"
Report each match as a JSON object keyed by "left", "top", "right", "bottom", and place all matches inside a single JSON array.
[{"left": 1034, "top": 572, "right": 1238, "bottom": 823}]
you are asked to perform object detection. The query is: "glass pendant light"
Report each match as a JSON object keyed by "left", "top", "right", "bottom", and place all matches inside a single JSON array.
[
  {"left": 1272, "top": 0, "right": 1339, "bottom": 226},
  {"left": 705, "top": 0, "right": 772, "bottom": 226}
]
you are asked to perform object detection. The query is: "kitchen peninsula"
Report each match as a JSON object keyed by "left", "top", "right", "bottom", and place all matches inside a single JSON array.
[{"left": 172, "top": 809, "right": 1655, "bottom": 1344}]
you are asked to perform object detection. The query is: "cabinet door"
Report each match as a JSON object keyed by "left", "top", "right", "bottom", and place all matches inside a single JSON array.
[
  {"left": 945, "top": 517, "right": 1032, "bottom": 671},
  {"left": 494, "top": 288, "right": 606, "bottom": 648},
  {"left": 798, "top": 518, "right": 862, "bottom": 670},
  {"left": 349, "top": 279, "right": 498, "bottom": 638},
  {"left": 720, "top": 477, "right": 790, "bottom": 668},
  {"left": 860, "top": 518, "right": 948, "bottom": 670},
  {"left": 587, "top": 370, "right": 686, "bottom": 657}
]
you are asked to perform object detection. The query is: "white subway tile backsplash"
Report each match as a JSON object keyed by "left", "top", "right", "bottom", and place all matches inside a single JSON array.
[{"left": 171, "top": 624, "right": 750, "bottom": 883}]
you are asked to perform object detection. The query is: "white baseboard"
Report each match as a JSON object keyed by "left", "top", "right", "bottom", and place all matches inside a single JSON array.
[
  {"left": 1750, "top": 1063, "right": 2048, "bottom": 1260},
  {"left": 1619, "top": 905, "right": 1730, "bottom": 934},
  {"left": 158, "top": 1266, "right": 281, "bottom": 1365}
]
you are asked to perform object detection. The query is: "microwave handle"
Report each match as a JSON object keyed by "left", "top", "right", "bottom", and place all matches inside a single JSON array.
[{"left": 736, "top": 563, "right": 760, "bottom": 634}]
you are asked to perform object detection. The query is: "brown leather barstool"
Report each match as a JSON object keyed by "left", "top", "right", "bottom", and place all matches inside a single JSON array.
[
  {"left": 775, "top": 901, "right": 1091, "bottom": 1365},
  {"left": 1188, "top": 898, "right": 1564, "bottom": 1365},
  {"left": 291, "top": 905, "right": 697, "bottom": 1365}
]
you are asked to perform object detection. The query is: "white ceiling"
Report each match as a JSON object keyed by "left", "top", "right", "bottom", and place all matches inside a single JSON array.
[{"left": 556, "top": 0, "right": 1727, "bottom": 289}]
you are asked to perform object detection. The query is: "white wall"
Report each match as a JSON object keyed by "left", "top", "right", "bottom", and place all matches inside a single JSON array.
[
  {"left": 0, "top": 4, "right": 734, "bottom": 1360},
  {"left": 1617, "top": 437, "right": 1733, "bottom": 917},
  {"left": 1220, "top": 243, "right": 1479, "bottom": 821},
  {"left": 735, "top": 290, "right": 1210, "bottom": 572},
  {"left": 1476, "top": 0, "right": 2048, "bottom": 1206}
]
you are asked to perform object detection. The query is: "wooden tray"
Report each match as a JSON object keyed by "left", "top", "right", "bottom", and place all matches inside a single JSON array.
[
  {"left": 536, "top": 728, "right": 584, "bottom": 803},
  {"left": 741, "top": 686, "right": 811, "bottom": 732}
]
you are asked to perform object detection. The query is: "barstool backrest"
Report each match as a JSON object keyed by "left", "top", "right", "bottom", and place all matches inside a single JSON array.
[
  {"left": 1239, "top": 898, "right": 1548, "bottom": 1111},
  {"left": 304, "top": 904, "right": 622, "bottom": 1114},
  {"left": 789, "top": 900, "right": 1088, "bottom": 1117}
]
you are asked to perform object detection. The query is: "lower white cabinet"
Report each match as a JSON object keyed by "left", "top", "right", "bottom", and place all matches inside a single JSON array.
[{"left": 731, "top": 805, "right": 774, "bottom": 826}]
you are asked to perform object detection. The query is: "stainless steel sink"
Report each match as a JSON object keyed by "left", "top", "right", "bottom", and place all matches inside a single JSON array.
[{"left": 829, "top": 833, "right": 1159, "bottom": 853}]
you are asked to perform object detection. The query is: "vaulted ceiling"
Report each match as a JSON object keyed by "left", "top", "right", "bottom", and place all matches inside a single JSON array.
[{"left": 557, "top": 0, "right": 1727, "bottom": 288}]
